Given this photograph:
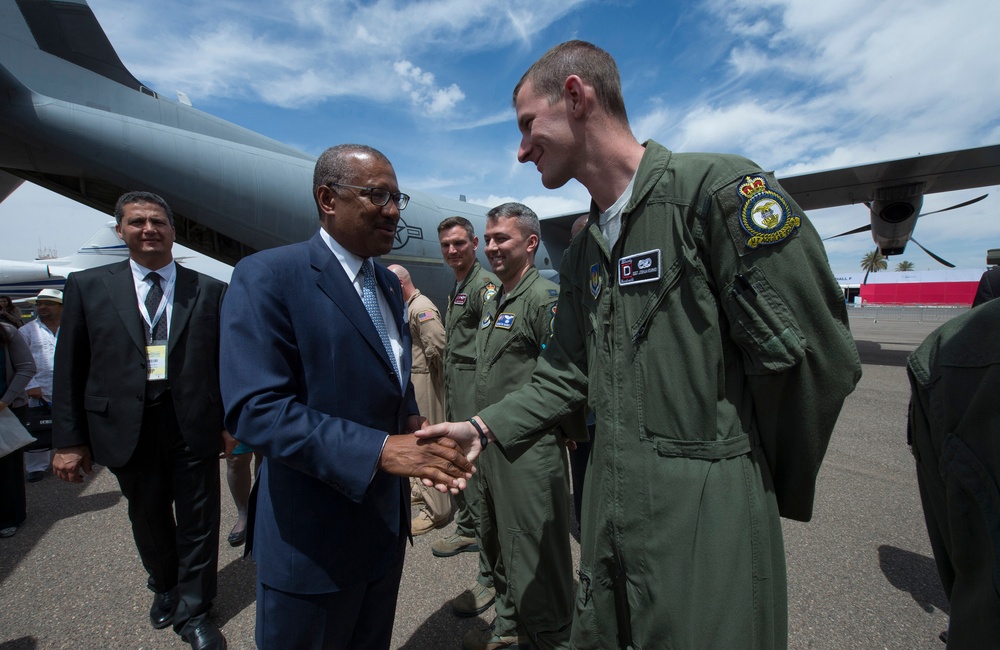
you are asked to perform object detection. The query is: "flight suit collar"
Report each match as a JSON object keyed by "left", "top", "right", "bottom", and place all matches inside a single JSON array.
[
  {"left": 585, "top": 140, "right": 673, "bottom": 263},
  {"left": 495, "top": 266, "right": 540, "bottom": 309},
  {"left": 456, "top": 260, "right": 483, "bottom": 294}
]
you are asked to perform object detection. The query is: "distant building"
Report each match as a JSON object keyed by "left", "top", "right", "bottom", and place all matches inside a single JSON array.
[{"left": 834, "top": 268, "right": 987, "bottom": 306}]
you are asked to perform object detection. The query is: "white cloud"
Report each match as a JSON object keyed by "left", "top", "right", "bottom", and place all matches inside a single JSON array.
[
  {"left": 394, "top": 61, "right": 466, "bottom": 115},
  {"left": 89, "top": 0, "right": 589, "bottom": 117},
  {"left": 677, "top": 0, "right": 999, "bottom": 173}
]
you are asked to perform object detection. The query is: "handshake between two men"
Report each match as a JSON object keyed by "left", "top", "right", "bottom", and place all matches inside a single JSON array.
[{"left": 389, "top": 416, "right": 487, "bottom": 494}]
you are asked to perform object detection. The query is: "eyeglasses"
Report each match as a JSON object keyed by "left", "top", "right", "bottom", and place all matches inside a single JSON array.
[{"left": 328, "top": 183, "right": 410, "bottom": 210}]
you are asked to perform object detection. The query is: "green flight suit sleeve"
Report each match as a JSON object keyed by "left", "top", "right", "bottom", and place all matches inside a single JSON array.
[
  {"left": 532, "top": 291, "right": 589, "bottom": 445},
  {"left": 709, "top": 171, "right": 862, "bottom": 521}
]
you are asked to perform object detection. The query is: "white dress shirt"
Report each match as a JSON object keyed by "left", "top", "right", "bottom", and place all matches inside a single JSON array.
[{"left": 319, "top": 228, "right": 404, "bottom": 385}]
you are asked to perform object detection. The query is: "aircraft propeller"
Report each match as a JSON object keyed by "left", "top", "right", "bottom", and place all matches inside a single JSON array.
[{"left": 909, "top": 238, "right": 955, "bottom": 268}]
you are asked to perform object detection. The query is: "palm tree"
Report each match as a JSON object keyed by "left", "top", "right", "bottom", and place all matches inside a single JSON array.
[
  {"left": 860, "top": 249, "right": 887, "bottom": 274},
  {"left": 895, "top": 260, "right": 915, "bottom": 271}
]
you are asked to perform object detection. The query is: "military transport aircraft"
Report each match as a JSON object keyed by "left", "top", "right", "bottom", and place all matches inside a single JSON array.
[{"left": 1, "top": 0, "right": 999, "bottom": 307}]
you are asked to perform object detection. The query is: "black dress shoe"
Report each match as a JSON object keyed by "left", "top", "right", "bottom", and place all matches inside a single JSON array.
[
  {"left": 26, "top": 471, "right": 44, "bottom": 483},
  {"left": 226, "top": 528, "right": 246, "bottom": 547},
  {"left": 149, "top": 590, "right": 178, "bottom": 629},
  {"left": 181, "top": 620, "right": 227, "bottom": 650}
]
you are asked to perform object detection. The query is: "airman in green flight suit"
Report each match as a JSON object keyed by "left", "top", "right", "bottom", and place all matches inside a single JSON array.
[{"left": 421, "top": 41, "right": 861, "bottom": 650}]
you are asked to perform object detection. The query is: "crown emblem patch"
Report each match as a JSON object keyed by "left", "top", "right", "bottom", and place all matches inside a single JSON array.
[{"left": 738, "top": 175, "right": 800, "bottom": 248}]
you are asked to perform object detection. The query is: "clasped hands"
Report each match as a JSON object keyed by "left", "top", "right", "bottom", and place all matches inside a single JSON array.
[{"left": 379, "top": 416, "right": 487, "bottom": 494}]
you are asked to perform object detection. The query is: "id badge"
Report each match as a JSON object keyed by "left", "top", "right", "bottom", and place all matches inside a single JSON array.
[{"left": 146, "top": 343, "right": 168, "bottom": 381}]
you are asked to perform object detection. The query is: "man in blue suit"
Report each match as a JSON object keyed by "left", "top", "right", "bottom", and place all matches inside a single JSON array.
[{"left": 220, "top": 144, "right": 475, "bottom": 649}]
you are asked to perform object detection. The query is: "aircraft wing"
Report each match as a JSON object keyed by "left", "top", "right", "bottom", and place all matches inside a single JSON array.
[{"left": 778, "top": 144, "right": 1000, "bottom": 211}]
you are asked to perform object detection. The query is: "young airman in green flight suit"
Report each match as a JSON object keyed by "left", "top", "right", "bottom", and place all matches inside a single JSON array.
[{"left": 421, "top": 41, "right": 861, "bottom": 649}]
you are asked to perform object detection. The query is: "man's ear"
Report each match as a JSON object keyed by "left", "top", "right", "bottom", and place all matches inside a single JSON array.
[
  {"left": 527, "top": 233, "right": 540, "bottom": 254},
  {"left": 564, "top": 75, "right": 588, "bottom": 118},
  {"left": 316, "top": 184, "right": 337, "bottom": 218}
]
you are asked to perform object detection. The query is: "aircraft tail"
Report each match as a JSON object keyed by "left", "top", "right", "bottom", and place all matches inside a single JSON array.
[
  {"left": 45, "top": 221, "right": 127, "bottom": 270},
  {"left": 10, "top": 0, "right": 146, "bottom": 92}
]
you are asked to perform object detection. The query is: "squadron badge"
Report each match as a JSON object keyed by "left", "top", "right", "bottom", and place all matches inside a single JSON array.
[
  {"left": 484, "top": 282, "right": 498, "bottom": 302},
  {"left": 590, "top": 263, "right": 602, "bottom": 299},
  {"left": 738, "top": 175, "right": 800, "bottom": 248},
  {"left": 480, "top": 313, "right": 493, "bottom": 330}
]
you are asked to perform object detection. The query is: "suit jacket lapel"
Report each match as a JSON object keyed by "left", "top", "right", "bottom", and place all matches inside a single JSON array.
[
  {"left": 169, "top": 264, "right": 198, "bottom": 355},
  {"left": 309, "top": 234, "right": 395, "bottom": 375},
  {"left": 105, "top": 261, "right": 147, "bottom": 354}
]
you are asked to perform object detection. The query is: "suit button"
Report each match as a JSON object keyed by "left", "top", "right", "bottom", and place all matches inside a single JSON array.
[
  {"left": 136, "top": 395, "right": 143, "bottom": 401},
  {"left": 140, "top": 363, "right": 146, "bottom": 370}
]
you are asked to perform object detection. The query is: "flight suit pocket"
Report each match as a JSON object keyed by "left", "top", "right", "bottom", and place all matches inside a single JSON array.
[
  {"left": 722, "top": 266, "right": 805, "bottom": 375},
  {"left": 573, "top": 566, "right": 599, "bottom": 640},
  {"left": 629, "top": 258, "right": 683, "bottom": 343}
]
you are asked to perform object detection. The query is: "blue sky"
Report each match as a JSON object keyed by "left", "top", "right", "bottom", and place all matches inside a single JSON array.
[{"left": 1, "top": 0, "right": 998, "bottom": 274}]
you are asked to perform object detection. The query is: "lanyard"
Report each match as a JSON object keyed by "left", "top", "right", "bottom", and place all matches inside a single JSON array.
[{"left": 141, "top": 275, "right": 174, "bottom": 341}]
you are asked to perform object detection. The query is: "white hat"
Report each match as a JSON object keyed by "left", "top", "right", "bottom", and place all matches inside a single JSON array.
[{"left": 35, "top": 289, "right": 63, "bottom": 304}]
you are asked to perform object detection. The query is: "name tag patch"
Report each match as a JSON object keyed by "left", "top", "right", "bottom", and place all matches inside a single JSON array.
[
  {"left": 495, "top": 313, "right": 516, "bottom": 329},
  {"left": 453, "top": 293, "right": 468, "bottom": 306},
  {"left": 618, "top": 249, "right": 661, "bottom": 286}
]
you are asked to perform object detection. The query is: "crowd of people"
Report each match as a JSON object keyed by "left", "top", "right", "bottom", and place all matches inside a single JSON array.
[{"left": 1, "top": 39, "right": 995, "bottom": 650}]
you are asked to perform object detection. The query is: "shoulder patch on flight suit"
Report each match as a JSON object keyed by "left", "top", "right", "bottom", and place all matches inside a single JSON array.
[
  {"left": 737, "top": 175, "right": 800, "bottom": 249},
  {"left": 495, "top": 313, "right": 515, "bottom": 329},
  {"left": 590, "top": 262, "right": 602, "bottom": 299},
  {"left": 483, "top": 282, "right": 498, "bottom": 302},
  {"left": 453, "top": 293, "right": 468, "bottom": 305},
  {"left": 417, "top": 310, "right": 436, "bottom": 322}
]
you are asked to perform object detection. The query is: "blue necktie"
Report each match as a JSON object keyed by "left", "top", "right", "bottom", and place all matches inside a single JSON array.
[{"left": 361, "top": 259, "right": 400, "bottom": 378}]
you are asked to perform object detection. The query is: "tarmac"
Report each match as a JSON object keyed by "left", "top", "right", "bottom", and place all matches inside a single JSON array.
[{"left": 0, "top": 311, "right": 959, "bottom": 649}]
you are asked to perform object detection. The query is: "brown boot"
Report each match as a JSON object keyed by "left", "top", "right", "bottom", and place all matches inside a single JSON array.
[{"left": 410, "top": 509, "right": 446, "bottom": 536}]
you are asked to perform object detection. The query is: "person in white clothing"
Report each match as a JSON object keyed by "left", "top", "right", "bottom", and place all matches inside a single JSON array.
[{"left": 19, "top": 289, "right": 62, "bottom": 482}]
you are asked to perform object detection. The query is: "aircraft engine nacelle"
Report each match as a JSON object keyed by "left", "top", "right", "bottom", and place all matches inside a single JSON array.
[
  {"left": 0, "top": 259, "right": 67, "bottom": 298},
  {"left": 869, "top": 183, "right": 924, "bottom": 256}
]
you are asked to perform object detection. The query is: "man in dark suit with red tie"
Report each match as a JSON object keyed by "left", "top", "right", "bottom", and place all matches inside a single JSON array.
[
  {"left": 220, "top": 144, "right": 474, "bottom": 649},
  {"left": 52, "top": 191, "right": 230, "bottom": 650}
]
